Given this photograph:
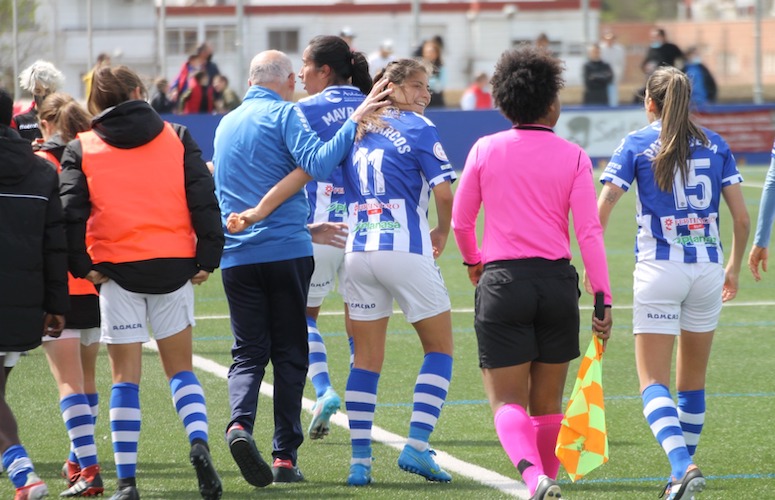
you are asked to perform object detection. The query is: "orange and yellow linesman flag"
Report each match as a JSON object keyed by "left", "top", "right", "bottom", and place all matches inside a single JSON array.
[{"left": 555, "top": 335, "right": 608, "bottom": 482}]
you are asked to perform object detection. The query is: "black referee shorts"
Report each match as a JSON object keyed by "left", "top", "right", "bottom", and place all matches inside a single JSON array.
[{"left": 474, "top": 258, "right": 581, "bottom": 368}]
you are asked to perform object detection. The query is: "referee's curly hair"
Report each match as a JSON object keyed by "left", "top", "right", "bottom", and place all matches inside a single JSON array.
[{"left": 491, "top": 45, "right": 565, "bottom": 125}]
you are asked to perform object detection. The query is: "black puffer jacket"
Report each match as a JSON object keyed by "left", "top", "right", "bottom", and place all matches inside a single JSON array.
[{"left": 0, "top": 126, "right": 69, "bottom": 351}]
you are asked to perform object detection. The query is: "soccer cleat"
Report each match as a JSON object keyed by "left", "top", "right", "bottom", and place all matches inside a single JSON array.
[
  {"left": 665, "top": 466, "right": 705, "bottom": 500},
  {"left": 308, "top": 387, "right": 341, "bottom": 440},
  {"left": 226, "top": 423, "right": 273, "bottom": 488},
  {"left": 59, "top": 464, "right": 104, "bottom": 497},
  {"left": 108, "top": 485, "right": 139, "bottom": 500},
  {"left": 14, "top": 473, "right": 48, "bottom": 500},
  {"left": 530, "top": 475, "right": 562, "bottom": 500},
  {"left": 397, "top": 445, "right": 452, "bottom": 482},
  {"left": 271, "top": 458, "right": 304, "bottom": 483},
  {"left": 346, "top": 463, "right": 373, "bottom": 486},
  {"left": 189, "top": 441, "right": 222, "bottom": 500},
  {"left": 61, "top": 460, "right": 81, "bottom": 488}
]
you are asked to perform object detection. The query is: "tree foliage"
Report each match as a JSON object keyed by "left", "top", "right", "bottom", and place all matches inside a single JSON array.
[{"left": 0, "top": 0, "right": 41, "bottom": 92}]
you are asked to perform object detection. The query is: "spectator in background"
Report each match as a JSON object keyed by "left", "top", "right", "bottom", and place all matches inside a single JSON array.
[
  {"left": 212, "top": 75, "right": 241, "bottom": 113},
  {"left": 642, "top": 27, "right": 683, "bottom": 74},
  {"left": 12, "top": 60, "right": 65, "bottom": 142},
  {"left": 460, "top": 72, "right": 493, "bottom": 110},
  {"left": 682, "top": 46, "right": 717, "bottom": 107},
  {"left": 368, "top": 39, "right": 395, "bottom": 78},
  {"left": 0, "top": 86, "right": 68, "bottom": 500},
  {"left": 583, "top": 43, "right": 614, "bottom": 106},
  {"left": 171, "top": 42, "right": 220, "bottom": 104},
  {"left": 636, "top": 28, "right": 684, "bottom": 104},
  {"left": 535, "top": 33, "right": 554, "bottom": 55},
  {"left": 418, "top": 39, "right": 446, "bottom": 107},
  {"left": 600, "top": 30, "right": 626, "bottom": 106},
  {"left": 83, "top": 53, "right": 111, "bottom": 102},
  {"left": 151, "top": 77, "right": 175, "bottom": 114},
  {"left": 339, "top": 27, "right": 357, "bottom": 50},
  {"left": 179, "top": 71, "right": 215, "bottom": 114}
]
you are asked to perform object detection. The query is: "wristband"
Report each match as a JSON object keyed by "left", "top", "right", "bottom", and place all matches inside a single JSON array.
[{"left": 463, "top": 261, "right": 481, "bottom": 267}]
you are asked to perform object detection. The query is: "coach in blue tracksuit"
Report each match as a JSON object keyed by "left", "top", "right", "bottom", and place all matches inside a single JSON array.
[{"left": 212, "top": 49, "right": 386, "bottom": 487}]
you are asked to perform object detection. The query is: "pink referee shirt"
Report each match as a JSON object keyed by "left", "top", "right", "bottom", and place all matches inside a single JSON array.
[{"left": 452, "top": 125, "right": 612, "bottom": 304}]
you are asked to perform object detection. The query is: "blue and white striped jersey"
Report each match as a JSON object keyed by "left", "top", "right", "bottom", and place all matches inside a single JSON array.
[
  {"left": 600, "top": 120, "right": 742, "bottom": 263},
  {"left": 343, "top": 110, "right": 456, "bottom": 256},
  {"left": 297, "top": 85, "right": 366, "bottom": 224}
]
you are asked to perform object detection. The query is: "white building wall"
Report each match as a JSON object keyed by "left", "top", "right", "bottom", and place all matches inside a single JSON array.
[{"left": 28, "top": 1, "right": 598, "bottom": 100}]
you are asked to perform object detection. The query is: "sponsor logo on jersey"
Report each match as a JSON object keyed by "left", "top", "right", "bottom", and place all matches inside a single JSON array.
[
  {"left": 325, "top": 185, "right": 334, "bottom": 196},
  {"left": 353, "top": 220, "right": 401, "bottom": 232},
  {"left": 352, "top": 201, "right": 401, "bottom": 214},
  {"left": 326, "top": 202, "right": 347, "bottom": 215},
  {"left": 323, "top": 89, "right": 343, "bottom": 103},
  {"left": 433, "top": 142, "right": 448, "bottom": 161},
  {"left": 673, "top": 235, "right": 718, "bottom": 247},
  {"left": 332, "top": 187, "right": 344, "bottom": 195}
]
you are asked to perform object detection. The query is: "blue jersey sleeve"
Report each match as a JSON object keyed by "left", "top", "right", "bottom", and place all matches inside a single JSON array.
[
  {"left": 600, "top": 136, "right": 636, "bottom": 190},
  {"left": 416, "top": 121, "right": 456, "bottom": 187},
  {"left": 717, "top": 137, "right": 743, "bottom": 187}
]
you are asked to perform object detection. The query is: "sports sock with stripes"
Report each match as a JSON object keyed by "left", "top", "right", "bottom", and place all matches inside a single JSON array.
[
  {"left": 346, "top": 368, "right": 379, "bottom": 466},
  {"left": 61, "top": 393, "right": 98, "bottom": 469},
  {"left": 642, "top": 383, "right": 693, "bottom": 480},
  {"left": 170, "top": 370, "right": 209, "bottom": 444},
  {"left": 110, "top": 382, "right": 141, "bottom": 480},
  {"left": 677, "top": 389, "right": 705, "bottom": 457},
  {"left": 407, "top": 352, "right": 452, "bottom": 452},
  {"left": 307, "top": 317, "right": 332, "bottom": 398},
  {"left": 2, "top": 445, "right": 35, "bottom": 488},
  {"left": 70, "top": 392, "right": 100, "bottom": 464}
]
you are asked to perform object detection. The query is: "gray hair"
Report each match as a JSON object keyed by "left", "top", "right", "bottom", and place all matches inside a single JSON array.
[
  {"left": 19, "top": 60, "right": 65, "bottom": 93},
  {"left": 249, "top": 50, "right": 293, "bottom": 86}
]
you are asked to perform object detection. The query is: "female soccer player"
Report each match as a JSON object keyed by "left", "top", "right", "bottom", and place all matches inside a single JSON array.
[
  {"left": 59, "top": 65, "right": 225, "bottom": 500},
  {"left": 295, "top": 35, "right": 372, "bottom": 442},
  {"left": 452, "top": 45, "right": 612, "bottom": 500},
  {"left": 35, "top": 93, "right": 104, "bottom": 497},
  {"left": 228, "top": 58, "right": 456, "bottom": 487},
  {"left": 596, "top": 66, "right": 749, "bottom": 499}
]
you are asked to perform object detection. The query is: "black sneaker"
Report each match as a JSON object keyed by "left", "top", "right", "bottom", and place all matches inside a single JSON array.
[
  {"left": 226, "top": 423, "right": 273, "bottom": 487},
  {"left": 109, "top": 485, "right": 140, "bottom": 500},
  {"left": 271, "top": 458, "right": 305, "bottom": 483},
  {"left": 190, "top": 441, "right": 223, "bottom": 500},
  {"left": 530, "top": 475, "right": 562, "bottom": 500},
  {"left": 668, "top": 467, "right": 705, "bottom": 500}
]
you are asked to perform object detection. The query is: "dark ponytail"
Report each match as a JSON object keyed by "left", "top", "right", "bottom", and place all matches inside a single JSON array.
[{"left": 306, "top": 35, "right": 373, "bottom": 95}]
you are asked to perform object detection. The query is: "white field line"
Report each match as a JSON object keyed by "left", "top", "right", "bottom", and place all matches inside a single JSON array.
[
  {"left": 194, "top": 299, "right": 775, "bottom": 321},
  {"left": 144, "top": 340, "right": 531, "bottom": 498}
]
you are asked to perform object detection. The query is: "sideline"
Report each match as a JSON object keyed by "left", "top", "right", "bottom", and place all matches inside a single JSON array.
[{"left": 144, "top": 340, "right": 531, "bottom": 499}]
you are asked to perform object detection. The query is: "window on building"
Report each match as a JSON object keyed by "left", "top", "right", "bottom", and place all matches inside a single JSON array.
[
  {"left": 268, "top": 29, "right": 299, "bottom": 54},
  {"left": 166, "top": 28, "right": 198, "bottom": 55},
  {"left": 205, "top": 27, "right": 237, "bottom": 54}
]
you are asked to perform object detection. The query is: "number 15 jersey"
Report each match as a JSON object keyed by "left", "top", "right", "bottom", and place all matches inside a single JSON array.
[
  {"left": 600, "top": 120, "right": 743, "bottom": 264},
  {"left": 343, "top": 110, "right": 456, "bottom": 256}
]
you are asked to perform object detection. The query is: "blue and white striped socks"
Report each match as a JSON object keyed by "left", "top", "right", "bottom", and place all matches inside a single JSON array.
[
  {"left": 346, "top": 368, "right": 380, "bottom": 466},
  {"left": 677, "top": 389, "right": 705, "bottom": 457},
  {"left": 110, "top": 382, "right": 141, "bottom": 480},
  {"left": 2, "top": 445, "right": 35, "bottom": 488},
  {"left": 60, "top": 393, "right": 98, "bottom": 469},
  {"left": 307, "top": 317, "right": 332, "bottom": 398},
  {"left": 407, "top": 352, "right": 453, "bottom": 452},
  {"left": 642, "top": 383, "right": 693, "bottom": 480},
  {"left": 170, "top": 370, "right": 209, "bottom": 444}
]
